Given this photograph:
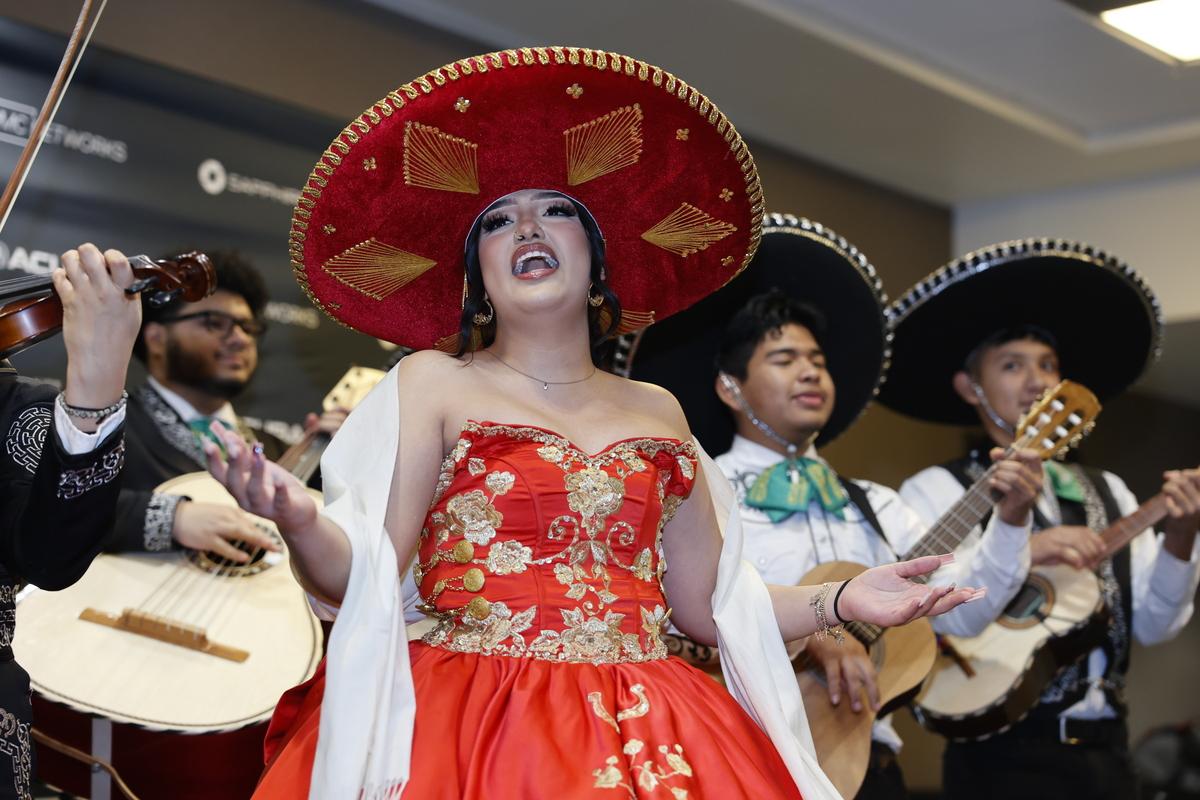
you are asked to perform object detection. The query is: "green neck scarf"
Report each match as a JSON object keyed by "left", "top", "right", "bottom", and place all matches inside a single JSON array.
[
  {"left": 744, "top": 457, "right": 849, "bottom": 523},
  {"left": 1045, "top": 460, "right": 1086, "bottom": 504}
]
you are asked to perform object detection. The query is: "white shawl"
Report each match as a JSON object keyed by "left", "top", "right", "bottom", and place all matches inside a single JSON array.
[{"left": 310, "top": 365, "right": 841, "bottom": 799}]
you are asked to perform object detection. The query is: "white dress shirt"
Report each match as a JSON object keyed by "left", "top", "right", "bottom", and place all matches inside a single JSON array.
[
  {"left": 716, "top": 435, "right": 1032, "bottom": 751},
  {"left": 55, "top": 399, "right": 125, "bottom": 455},
  {"left": 900, "top": 463, "right": 1200, "bottom": 720}
]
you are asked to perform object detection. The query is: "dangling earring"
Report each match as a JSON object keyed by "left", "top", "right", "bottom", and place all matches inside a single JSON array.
[
  {"left": 587, "top": 283, "right": 605, "bottom": 308},
  {"left": 473, "top": 298, "right": 495, "bottom": 326}
]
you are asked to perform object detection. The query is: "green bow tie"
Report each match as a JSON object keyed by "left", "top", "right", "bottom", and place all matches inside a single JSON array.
[
  {"left": 744, "top": 457, "right": 849, "bottom": 523},
  {"left": 1045, "top": 460, "right": 1086, "bottom": 504}
]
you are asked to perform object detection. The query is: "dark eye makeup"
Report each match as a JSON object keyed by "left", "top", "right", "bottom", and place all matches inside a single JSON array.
[{"left": 479, "top": 200, "right": 577, "bottom": 233}]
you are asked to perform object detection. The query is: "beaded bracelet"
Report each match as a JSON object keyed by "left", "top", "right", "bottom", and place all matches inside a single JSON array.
[
  {"left": 809, "top": 581, "right": 845, "bottom": 643},
  {"left": 57, "top": 390, "right": 128, "bottom": 421}
]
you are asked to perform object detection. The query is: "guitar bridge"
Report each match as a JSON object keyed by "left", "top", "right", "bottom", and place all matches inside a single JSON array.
[{"left": 78, "top": 607, "right": 249, "bottom": 663}]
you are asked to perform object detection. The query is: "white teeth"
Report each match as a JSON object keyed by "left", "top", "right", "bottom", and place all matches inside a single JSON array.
[{"left": 514, "top": 250, "right": 559, "bottom": 273}]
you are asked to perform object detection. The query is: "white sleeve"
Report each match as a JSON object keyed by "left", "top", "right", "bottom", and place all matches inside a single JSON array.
[
  {"left": 899, "top": 466, "right": 1032, "bottom": 637},
  {"left": 1109, "top": 471, "right": 1200, "bottom": 646},
  {"left": 54, "top": 401, "right": 126, "bottom": 455}
]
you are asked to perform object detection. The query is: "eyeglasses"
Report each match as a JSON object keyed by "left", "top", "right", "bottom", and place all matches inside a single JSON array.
[{"left": 158, "top": 310, "right": 268, "bottom": 339}]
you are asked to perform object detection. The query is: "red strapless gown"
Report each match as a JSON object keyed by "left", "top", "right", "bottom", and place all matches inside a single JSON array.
[{"left": 254, "top": 422, "right": 802, "bottom": 799}]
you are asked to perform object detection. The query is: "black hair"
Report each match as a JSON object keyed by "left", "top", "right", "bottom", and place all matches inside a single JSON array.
[
  {"left": 133, "top": 249, "right": 269, "bottom": 361},
  {"left": 455, "top": 196, "right": 621, "bottom": 356},
  {"left": 716, "top": 288, "right": 828, "bottom": 380},
  {"left": 962, "top": 324, "right": 1059, "bottom": 376}
]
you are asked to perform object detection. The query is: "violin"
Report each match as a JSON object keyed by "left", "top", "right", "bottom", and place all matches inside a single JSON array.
[{"left": 0, "top": 252, "right": 217, "bottom": 359}]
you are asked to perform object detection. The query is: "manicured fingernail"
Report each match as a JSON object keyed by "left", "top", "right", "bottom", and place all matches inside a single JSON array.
[
  {"left": 940, "top": 553, "right": 957, "bottom": 564},
  {"left": 253, "top": 442, "right": 264, "bottom": 458}
]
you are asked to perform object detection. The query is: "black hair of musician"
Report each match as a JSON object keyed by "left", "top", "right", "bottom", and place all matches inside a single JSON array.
[
  {"left": 962, "top": 324, "right": 1059, "bottom": 377},
  {"left": 716, "top": 288, "right": 828, "bottom": 381},
  {"left": 132, "top": 249, "right": 269, "bottom": 362},
  {"left": 456, "top": 196, "right": 621, "bottom": 357}
]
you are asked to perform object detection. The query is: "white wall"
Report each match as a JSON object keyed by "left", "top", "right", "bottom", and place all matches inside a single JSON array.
[{"left": 955, "top": 167, "right": 1200, "bottom": 324}]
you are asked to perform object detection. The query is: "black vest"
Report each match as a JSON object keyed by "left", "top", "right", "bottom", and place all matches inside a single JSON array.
[{"left": 942, "top": 451, "right": 1133, "bottom": 714}]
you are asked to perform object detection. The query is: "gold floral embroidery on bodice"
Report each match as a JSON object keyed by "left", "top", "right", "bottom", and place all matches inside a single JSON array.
[{"left": 417, "top": 421, "right": 697, "bottom": 664}]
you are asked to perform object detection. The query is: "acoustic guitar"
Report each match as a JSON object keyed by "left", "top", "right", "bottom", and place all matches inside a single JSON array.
[
  {"left": 913, "top": 488, "right": 1167, "bottom": 741},
  {"left": 14, "top": 366, "right": 383, "bottom": 799},
  {"left": 798, "top": 379, "right": 1100, "bottom": 798}
]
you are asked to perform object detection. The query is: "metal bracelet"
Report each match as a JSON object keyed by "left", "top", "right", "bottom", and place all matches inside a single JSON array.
[
  {"left": 56, "top": 390, "right": 128, "bottom": 421},
  {"left": 809, "top": 581, "right": 845, "bottom": 644}
]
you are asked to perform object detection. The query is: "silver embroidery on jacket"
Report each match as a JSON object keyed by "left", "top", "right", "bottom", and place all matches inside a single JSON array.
[
  {"left": 0, "top": 705, "right": 31, "bottom": 800},
  {"left": 144, "top": 493, "right": 183, "bottom": 551},
  {"left": 5, "top": 406, "right": 50, "bottom": 475},
  {"left": 0, "top": 585, "right": 15, "bottom": 649},
  {"left": 137, "top": 386, "right": 206, "bottom": 467},
  {"left": 1040, "top": 466, "right": 1125, "bottom": 704},
  {"left": 58, "top": 440, "right": 125, "bottom": 500}
]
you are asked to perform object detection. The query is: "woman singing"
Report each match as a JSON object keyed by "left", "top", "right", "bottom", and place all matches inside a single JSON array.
[{"left": 204, "top": 48, "right": 980, "bottom": 799}]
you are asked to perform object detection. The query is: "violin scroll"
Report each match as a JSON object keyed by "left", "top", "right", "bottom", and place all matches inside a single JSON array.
[{"left": 127, "top": 252, "right": 217, "bottom": 308}]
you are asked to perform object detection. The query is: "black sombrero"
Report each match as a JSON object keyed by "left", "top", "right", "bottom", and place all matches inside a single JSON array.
[
  {"left": 625, "top": 213, "right": 890, "bottom": 453},
  {"left": 879, "top": 238, "right": 1163, "bottom": 425}
]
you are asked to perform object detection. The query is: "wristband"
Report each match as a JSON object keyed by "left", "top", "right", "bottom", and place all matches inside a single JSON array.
[{"left": 832, "top": 578, "right": 852, "bottom": 625}]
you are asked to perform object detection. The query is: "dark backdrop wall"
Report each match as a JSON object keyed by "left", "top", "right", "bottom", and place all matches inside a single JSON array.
[{"left": 0, "top": 19, "right": 388, "bottom": 441}]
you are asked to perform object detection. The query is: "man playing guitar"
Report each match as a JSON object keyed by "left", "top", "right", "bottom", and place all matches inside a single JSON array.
[
  {"left": 883, "top": 239, "right": 1200, "bottom": 800},
  {"left": 108, "top": 250, "right": 343, "bottom": 561},
  {"left": 628, "top": 215, "right": 1043, "bottom": 799}
]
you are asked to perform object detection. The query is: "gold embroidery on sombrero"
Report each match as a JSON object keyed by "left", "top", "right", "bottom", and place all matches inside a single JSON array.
[
  {"left": 402, "top": 121, "right": 480, "bottom": 194},
  {"left": 322, "top": 239, "right": 437, "bottom": 300},
  {"left": 642, "top": 203, "right": 737, "bottom": 257},
  {"left": 565, "top": 104, "right": 643, "bottom": 186},
  {"left": 613, "top": 309, "right": 655, "bottom": 335},
  {"left": 287, "top": 48, "right": 766, "bottom": 337}
]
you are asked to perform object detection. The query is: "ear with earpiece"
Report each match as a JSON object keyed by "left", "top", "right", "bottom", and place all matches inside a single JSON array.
[
  {"left": 952, "top": 371, "right": 982, "bottom": 407},
  {"left": 715, "top": 372, "right": 741, "bottom": 412}
]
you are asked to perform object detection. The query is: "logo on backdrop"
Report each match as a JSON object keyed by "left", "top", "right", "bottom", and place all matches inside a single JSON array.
[
  {"left": 0, "top": 240, "right": 58, "bottom": 275},
  {"left": 0, "top": 96, "right": 128, "bottom": 164},
  {"left": 197, "top": 158, "right": 301, "bottom": 207}
]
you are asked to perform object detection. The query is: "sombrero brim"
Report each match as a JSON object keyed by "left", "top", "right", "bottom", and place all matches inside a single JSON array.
[
  {"left": 627, "top": 214, "right": 890, "bottom": 453},
  {"left": 880, "top": 239, "right": 1163, "bottom": 425},
  {"left": 288, "top": 47, "right": 763, "bottom": 351}
]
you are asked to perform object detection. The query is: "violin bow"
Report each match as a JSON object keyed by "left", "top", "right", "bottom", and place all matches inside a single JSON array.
[{"left": 0, "top": 0, "right": 108, "bottom": 234}]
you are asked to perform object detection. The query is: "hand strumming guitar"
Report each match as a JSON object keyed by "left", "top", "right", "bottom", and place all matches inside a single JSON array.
[
  {"left": 804, "top": 633, "right": 880, "bottom": 713},
  {"left": 1031, "top": 525, "right": 1106, "bottom": 570}
]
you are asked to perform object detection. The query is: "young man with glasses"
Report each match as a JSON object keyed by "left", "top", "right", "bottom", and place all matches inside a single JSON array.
[{"left": 107, "top": 250, "right": 284, "bottom": 560}]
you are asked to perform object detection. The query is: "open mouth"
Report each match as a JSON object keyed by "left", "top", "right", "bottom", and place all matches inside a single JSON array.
[{"left": 511, "top": 243, "right": 561, "bottom": 280}]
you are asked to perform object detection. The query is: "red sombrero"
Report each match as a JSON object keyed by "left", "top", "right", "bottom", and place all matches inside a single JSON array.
[{"left": 288, "top": 47, "right": 763, "bottom": 351}]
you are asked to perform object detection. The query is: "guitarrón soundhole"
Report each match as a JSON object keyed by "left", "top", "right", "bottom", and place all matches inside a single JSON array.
[
  {"left": 997, "top": 574, "right": 1055, "bottom": 630},
  {"left": 186, "top": 522, "right": 280, "bottom": 577}
]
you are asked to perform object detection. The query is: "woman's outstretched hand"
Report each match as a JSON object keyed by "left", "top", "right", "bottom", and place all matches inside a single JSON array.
[
  {"left": 203, "top": 421, "right": 319, "bottom": 536},
  {"left": 837, "top": 554, "right": 984, "bottom": 628}
]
